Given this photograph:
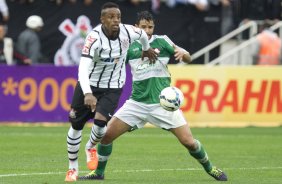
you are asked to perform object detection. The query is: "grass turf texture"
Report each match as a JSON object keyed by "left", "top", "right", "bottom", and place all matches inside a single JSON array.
[{"left": 0, "top": 125, "right": 282, "bottom": 184}]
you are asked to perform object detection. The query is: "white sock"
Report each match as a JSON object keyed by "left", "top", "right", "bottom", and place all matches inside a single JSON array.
[
  {"left": 67, "top": 127, "right": 82, "bottom": 171},
  {"left": 69, "top": 160, "right": 79, "bottom": 173},
  {"left": 85, "top": 124, "right": 107, "bottom": 150}
]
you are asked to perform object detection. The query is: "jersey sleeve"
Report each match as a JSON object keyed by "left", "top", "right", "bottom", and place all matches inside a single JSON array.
[
  {"left": 78, "top": 30, "right": 99, "bottom": 94},
  {"left": 163, "top": 35, "right": 175, "bottom": 55},
  {"left": 78, "top": 59, "right": 92, "bottom": 94},
  {"left": 125, "top": 24, "right": 150, "bottom": 51},
  {"left": 81, "top": 30, "right": 99, "bottom": 59}
]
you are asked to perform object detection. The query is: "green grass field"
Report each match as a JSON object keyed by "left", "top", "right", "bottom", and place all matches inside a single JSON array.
[{"left": 0, "top": 125, "right": 282, "bottom": 184}]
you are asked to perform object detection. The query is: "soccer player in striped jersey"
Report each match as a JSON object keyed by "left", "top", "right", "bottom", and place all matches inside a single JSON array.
[
  {"left": 65, "top": 3, "right": 158, "bottom": 182},
  {"left": 79, "top": 11, "right": 227, "bottom": 181}
]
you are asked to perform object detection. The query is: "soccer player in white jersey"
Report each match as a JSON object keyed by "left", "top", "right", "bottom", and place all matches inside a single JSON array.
[
  {"left": 65, "top": 3, "right": 158, "bottom": 182},
  {"left": 79, "top": 11, "right": 227, "bottom": 181}
]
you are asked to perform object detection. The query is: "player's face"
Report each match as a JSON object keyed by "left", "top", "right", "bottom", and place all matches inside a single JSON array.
[
  {"left": 101, "top": 8, "right": 121, "bottom": 36},
  {"left": 136, "top": 19, "right": 154, "bottom": 40}
]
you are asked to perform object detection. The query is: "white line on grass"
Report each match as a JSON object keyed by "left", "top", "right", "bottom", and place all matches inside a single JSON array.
[{"left": 1, "top": 167, "right": 282, "bottom": 178}]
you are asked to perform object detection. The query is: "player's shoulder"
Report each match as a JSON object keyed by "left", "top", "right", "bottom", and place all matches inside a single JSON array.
[
  {"left": 88, "top": 24, "right": 102, "bottom": 37},
  {"left": 154, "top": 35, "right": 174, "bottom": 46},
  {"left": 122, "top": 24, "right": 136, "bottom": 30},
  {"left": 93, "top": 24, "right": 102, "bottom": 31},
  {"left": 122, "top": 24, "right": 142, "bottom": 33},
  {"left": 154, "top": 34, "right": 168, "bottom": 39},
  {"left": 154, "top": 35, "right": 171, "bottom": 41}
]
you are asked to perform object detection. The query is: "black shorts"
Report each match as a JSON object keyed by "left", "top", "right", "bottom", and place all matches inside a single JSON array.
[{"left": 70, "top": 82, "right": 123, "bottom": 124}]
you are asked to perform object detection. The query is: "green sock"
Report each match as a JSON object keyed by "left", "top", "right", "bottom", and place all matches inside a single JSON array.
[
  {"left": 189, "top": 140, "right": 213, "bottom": 172},
  {"left": 95, "top": 143, "right": 113, "bottom": 175}
]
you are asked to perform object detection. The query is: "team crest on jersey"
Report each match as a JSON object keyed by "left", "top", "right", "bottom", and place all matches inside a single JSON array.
[
  {"left": 121, "top": 38, "right": 129, "bottom": 50},
  {"left": 54, "top": 15, "right": 92, "bottom": 66}
]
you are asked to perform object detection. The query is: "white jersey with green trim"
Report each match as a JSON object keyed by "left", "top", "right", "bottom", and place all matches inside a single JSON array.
[{"left": 126, "top": 35, "right": 175, "bottom": 104}]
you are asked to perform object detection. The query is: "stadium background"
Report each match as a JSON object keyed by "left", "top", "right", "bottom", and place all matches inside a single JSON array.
[
  {"left": 0, "top": 1, "right": 282, "bottom": 184},
  {"left": 0, "top": 0, "right": 281, "bottom": 126},
  {"left": 6, "top": 0, "right": 222, "bottom": 64},
  {"left": 1, "top": 64, "right": 282, "bottom": 126}
]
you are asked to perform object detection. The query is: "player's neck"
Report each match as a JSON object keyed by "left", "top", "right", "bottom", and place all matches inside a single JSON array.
[{"left": 102, "top": 26, "right": 119, "bottom": 40}]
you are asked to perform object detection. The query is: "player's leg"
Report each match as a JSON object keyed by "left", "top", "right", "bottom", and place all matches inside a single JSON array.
[
  {"left": 150, "top": 106, "right": 227, "bottom": 181},
  {"left": 150, "top": 106, "right": 213, "bottom": 173},
  {"left": 170, "top": 124, "right": 227, "bottom": 181},
  {"left": 85, "top": 88, "right": 123, "bottom": 170},
  {"left": 79, "top": 116, "right": 131, "bottom": 180},
  {"left": 97, "top": 116, "right": 132, "bottom": 173},
  {"left": 170, "top": 124, "right": 212, "bottom": 170},
  {"left": 65, "top": 82, "right": 93, "bottom": 181},
  {"left": 84, "top": 113, "right": 107, "bottom": 170},
  {"left": 80, "top": 99, "right": 147, "bottom": 180}
]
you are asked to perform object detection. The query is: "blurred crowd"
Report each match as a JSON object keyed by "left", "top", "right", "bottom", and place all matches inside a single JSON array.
[
  {"left": 0, "top": 0, "right": 281, "bottom": 65},
  {"left": 8, "top": 0, "right": 93, "bottom": 5}
]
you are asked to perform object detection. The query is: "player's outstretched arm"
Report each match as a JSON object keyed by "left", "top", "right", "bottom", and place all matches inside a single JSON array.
[{"left": 173, "top": 45, "right": 192, "bottom": 64}]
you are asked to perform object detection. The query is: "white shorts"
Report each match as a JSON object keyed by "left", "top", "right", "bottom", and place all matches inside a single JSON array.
[{"left": 114, "top": 99, "right": 187, "bottom": 130}]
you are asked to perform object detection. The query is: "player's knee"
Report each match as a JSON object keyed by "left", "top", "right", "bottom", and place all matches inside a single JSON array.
[
  {"left": 181, "top": 137, "right": 197, "bottom": 150},
  {"left": 69, "top": 110, "right": 85, "bottom": 130},
  {"left": 186, "top": 139, "right": 201, "bottom": 151},
  {"left": 94, "top": 119, "right": 107, "bottom": 127},
  {"left": 68, "top": 107, "right": 95, "bottom": 130},
  {"left": 69, "top": 118, "right": 84, "bottom": 130}
]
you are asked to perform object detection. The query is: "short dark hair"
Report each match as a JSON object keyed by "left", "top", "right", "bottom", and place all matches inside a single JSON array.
[
  {"left": 101, "top": 2, "right": 119, "bottom": 10},
  {"left": 136, "top": 11, "right": 154, "bottom": 24}
]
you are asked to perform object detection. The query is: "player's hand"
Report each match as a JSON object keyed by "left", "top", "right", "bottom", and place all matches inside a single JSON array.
[
  {"left": 84, "top": 93, "right": 97, "bottom": 112},
  {"left": 142, "top": 48, "right": 158, "bottom": 64},
  {"left": 173, "top": 45, "right": 191, "bottom": 63},
  {"left": 174, "top": 45, "right": 186, "bottom": 61}
]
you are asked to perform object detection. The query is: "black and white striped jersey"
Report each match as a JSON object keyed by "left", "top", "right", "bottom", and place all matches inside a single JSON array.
[{"left": 78, "top": 23, "right": 150, "bottom": 94}]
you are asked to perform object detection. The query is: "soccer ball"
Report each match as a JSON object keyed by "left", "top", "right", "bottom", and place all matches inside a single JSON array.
[{"left": 159, "top": 86, "right": 184, "bottom": 111}]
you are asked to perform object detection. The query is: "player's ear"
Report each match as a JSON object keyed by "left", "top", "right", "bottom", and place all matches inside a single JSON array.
[
  {"left": 100, "top": 17, "right": 104, "bottom": 24},
  {"left": 135, "top": 24, "right": 139, "bottom": 28}
]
